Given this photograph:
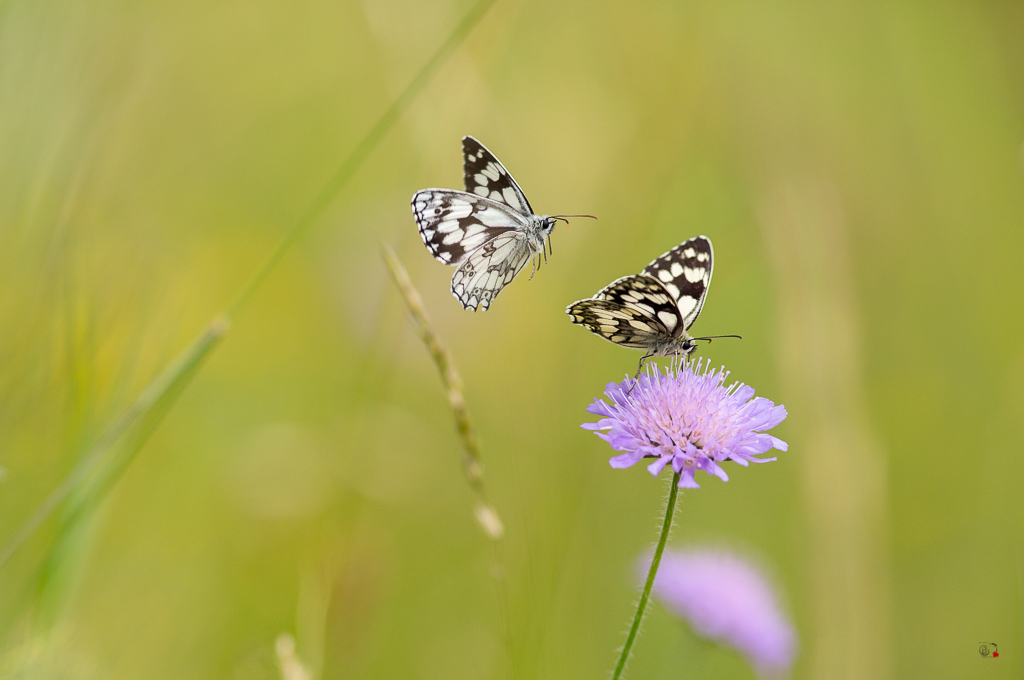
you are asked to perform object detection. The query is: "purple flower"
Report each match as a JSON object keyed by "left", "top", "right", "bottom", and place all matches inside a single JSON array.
[
  {"left": 645, "top": 548, "right": 798, "bottom": 677},
  {"left": 582, "top": 359, "right": 787, "bottom": 488}
]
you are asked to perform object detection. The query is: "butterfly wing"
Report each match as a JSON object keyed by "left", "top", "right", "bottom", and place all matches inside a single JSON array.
[
  {"left": 641, "top": 235, "right": 713, "bottom": 330},
  {"left": 413, "top": 137, "right": 543, "bottom": 312},
  {"left": 451, "top": 231, "right": 534, "bottom": 311},
  {"left": 412, "top": 189, "right": 527, "bottom": 266},
  {"left": 566, "top": 275, "right": 680, "bottom": 348},
  {"left": 462, "top": 136, "right": 534, "bottom": 216}
]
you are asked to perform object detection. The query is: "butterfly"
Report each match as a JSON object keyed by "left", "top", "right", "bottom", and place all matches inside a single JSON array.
[
  {"left": 566, "top": 235, "right": 739, "bottom": 375},
  {"left": 411, "top": 136, "right": 593, "bottom": 311}
]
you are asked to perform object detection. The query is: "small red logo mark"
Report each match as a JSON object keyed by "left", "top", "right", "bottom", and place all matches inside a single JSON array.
[{"left": 979, "top": 642, "right": 999, "bottom": 658}]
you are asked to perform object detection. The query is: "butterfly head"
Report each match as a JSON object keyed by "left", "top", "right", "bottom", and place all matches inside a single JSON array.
[
  {"left": 681, "top": 335, "right": 743, "bottom": 355},
  {"left": 656, "top": 336, "right": 699, "bottom": 358},
  {"left": 538, "top": 216, "right": 559, "bottom": 236},
  {"left": 537, "top": 214, "right": 597, "bottom": 248}
]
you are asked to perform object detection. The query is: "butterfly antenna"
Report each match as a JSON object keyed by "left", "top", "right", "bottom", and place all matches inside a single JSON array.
[
  {"left": 692, "top": 334, "right": 743, "bottom": 344},
  {"left": 552, "top": 214, "right": 598, "bottom": 225}
]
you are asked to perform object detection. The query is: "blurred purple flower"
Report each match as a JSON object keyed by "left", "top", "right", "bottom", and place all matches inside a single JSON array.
[
  {"left": 582, "top": 359, "right": 787, "bottom": 488},
  {"left": 645, "top": 548, "right": 798, "bottom": 677}
]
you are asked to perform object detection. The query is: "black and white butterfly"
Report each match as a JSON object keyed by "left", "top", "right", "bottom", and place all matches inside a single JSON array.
[
  {"left": 566, "top": 236, "right": 738, "bottom": 373},
  {"left": 412, "top": 136, "right": 591, "bottom": 311}
]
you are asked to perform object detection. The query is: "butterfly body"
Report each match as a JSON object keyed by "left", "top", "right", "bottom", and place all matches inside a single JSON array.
[
  {"left": 411, "top": 136, "right": 559, "bottom": 312},
  {"left": 566, "top": 236, "right": 715, "bottom": 360}
]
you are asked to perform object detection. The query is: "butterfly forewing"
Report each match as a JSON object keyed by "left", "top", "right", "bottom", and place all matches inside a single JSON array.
[
  {"left": 451, "top": 232, "right": 534, "bottom": 311},
  {"left": 593, "top": 275, "right": 686, "bottom": 335},
  {"left": 462, "top": 136, "right": 533, "bottom": 215},
  {"left": 412, "top": 190, "right": 525, "bottom": 265},
  {"left": 641, "top": 235, "right": 713, "bottom": 329}
]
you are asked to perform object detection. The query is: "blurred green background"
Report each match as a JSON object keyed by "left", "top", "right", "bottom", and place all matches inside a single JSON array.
[{"left": 2, "top": 0, "right": 1023, "bottom": 678}]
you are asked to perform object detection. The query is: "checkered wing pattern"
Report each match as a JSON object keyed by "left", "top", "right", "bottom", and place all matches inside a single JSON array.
[
  {"left": 412, "top": 190, "right": 527, "bottom": 266},
  {"left": 641, "top": 235, "right": 713, "bottom": 330},
  {"left": 566, "top": 275, "right": 679, "bottom": 348},
  {"left": 462, "top": 136, "right": 533, "bottom": 215},
  {"left": 450, "top": 231, "right": 534, "bottom": 311},
  {"left": 412, "top": 136, "right": 551, "bottom": 312}
]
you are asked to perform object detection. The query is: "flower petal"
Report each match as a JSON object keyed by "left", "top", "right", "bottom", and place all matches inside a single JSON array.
[
  {"left": 678, "top": 472, "right": 701, "bottom": 488},
  {"left": 609, "top": 450, "right": 647, "bottom": 469},
  {"left": 702, "top": 460, "right": 730, "bottom": 482},
  {"left": 732, "top": 385, "right": 755, "bottom": 402},
  {"left": 646, "top": 455, "right": 672, "bottom": 477}
]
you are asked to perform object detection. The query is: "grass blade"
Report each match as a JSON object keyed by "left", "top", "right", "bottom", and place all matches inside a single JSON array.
[{"left": 0, "top": 0, "right": 499, "bottom": 572}]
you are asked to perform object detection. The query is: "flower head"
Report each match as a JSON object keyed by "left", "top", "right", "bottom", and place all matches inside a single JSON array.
[
  {"left": 582, "top": 359, "right": 787, "bottom": 488},
  {"left": 645, "top": 548, "right": 798, "bottom": 677}
]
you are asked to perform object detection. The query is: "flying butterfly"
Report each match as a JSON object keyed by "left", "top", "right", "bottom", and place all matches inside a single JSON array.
[
  {"left": 411, "top": 136, "right": 594, "bottom": 311},
  {"left": 566, "top": 236, "right": 740, "bottom": 376}
]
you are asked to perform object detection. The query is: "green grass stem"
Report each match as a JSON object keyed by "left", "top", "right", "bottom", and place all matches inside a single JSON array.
[
  {"left": 380, "top": 243, "right": 502, "bottom": 539},
  {"left": 381, "top": 244, "right": 512, "bottom": 676},
  {"left": 0, "top": 0, "right": 498, "bottom": 573}
]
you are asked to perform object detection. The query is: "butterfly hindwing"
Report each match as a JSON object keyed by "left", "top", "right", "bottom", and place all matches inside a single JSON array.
[
  {"left": 412, "top": 189, "right": 526, "bottom": 266},
  {"left": 462, "top": 136, "right": 533, "bottom": 215},
  {"left": 565, "top": 294, "right": 672, "bottom": 349},
  {"left": 451, "top": 232, "right": 534, "bottom": 311},
  {"left": 641, "top": 235, "right": 713, "bottom": 329}
]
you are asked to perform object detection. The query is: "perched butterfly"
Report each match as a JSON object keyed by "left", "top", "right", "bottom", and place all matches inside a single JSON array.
[
  {"left": 566, "top": 236, "right": 739, "bottom": 375},
  {"left": 411, "top": 136, "right": 593, "bottom": 311}
]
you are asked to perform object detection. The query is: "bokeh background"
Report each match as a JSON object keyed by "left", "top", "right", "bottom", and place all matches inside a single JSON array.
[{"left": 2, "top": 1, "right": 1023, "bottom": 678}]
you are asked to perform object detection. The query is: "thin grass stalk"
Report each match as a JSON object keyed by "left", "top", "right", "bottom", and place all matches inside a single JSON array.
[
  {"left": 275, "top": 633, "right": 312, "bottom": 680},
  {"left": 34, "top": 319, "right": 221, "bottom": 620},
  {"left": 0, "top": 0, "right": 499, "bottom": 572},
  {"left": 759, "top": 176, "right": 891, "bottom": 679},
  {"left": 381, "top": 244, "right": 513, "bottom": 676},
  {"left": 380, "top": 244, "right": 503, "bottom": 539},
  {"left": 0, "top": 317, "right": 227, "bottom": 571}
]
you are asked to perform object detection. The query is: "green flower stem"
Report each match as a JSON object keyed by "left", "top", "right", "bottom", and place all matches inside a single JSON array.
[{"left": 611, "top": 471, "right": 682, "bottom": 680}]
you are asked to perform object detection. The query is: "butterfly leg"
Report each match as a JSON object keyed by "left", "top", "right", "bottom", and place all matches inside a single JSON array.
[
  {"left": 626, "top": 353, "right": 654, "bottom": 395},
  {"left": 529, "top": 254, "right": 538, "bottom": 280}
]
